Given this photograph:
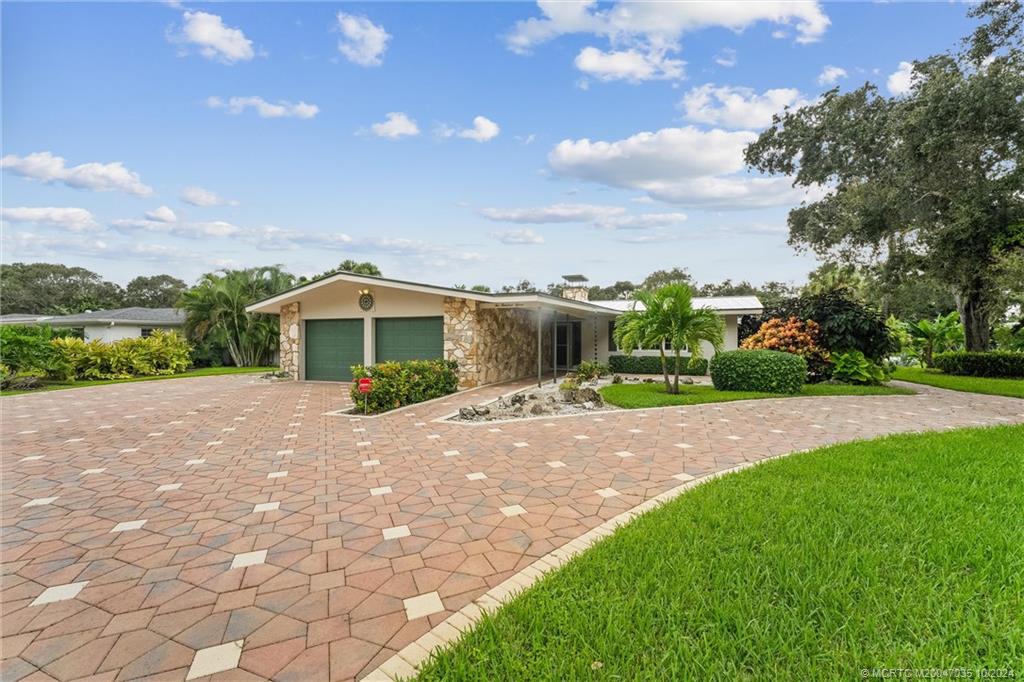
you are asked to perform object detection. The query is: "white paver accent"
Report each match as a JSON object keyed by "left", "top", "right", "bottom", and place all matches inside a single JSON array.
[
  {"left": 383, "top": 525, "right": 411, "bottom": 540},
  {"left": 31, "top": 581, "right": 88, "bottom": 607},
  {"left": 231, "top": 550, "right": 267, "bottom": 569},
  {"left": 404, "top": 592, "right": 444, "bottom": 620},
  {"left": 186, "top": 640, "right": 244, "bottom": 680}
]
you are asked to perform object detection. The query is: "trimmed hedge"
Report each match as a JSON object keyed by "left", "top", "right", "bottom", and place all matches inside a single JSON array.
[
  {"left": 932, "top": 351, "right": 1024, "bottom": 378},
  {"left": 710, "top": 350, "right": 806, "bottom": 394},
  {"left": 609, "top": 355, "right": 709, "bottom": 375},
  {"left": 350, "top": 359, "right": 459, "bottom": 414}
]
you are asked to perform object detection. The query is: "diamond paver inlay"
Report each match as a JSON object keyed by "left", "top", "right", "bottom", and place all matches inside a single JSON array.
[{"left": 1, "top": 373, "right": 1021, "bottom": 682}]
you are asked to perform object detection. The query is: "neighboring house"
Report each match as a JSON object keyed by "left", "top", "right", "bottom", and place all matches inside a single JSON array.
[
  {"left": 246, "top": 272, "right": 762, "bottom": 388},
  {"left": 0, "top": 308, "right": 186, "bottom": 342}
]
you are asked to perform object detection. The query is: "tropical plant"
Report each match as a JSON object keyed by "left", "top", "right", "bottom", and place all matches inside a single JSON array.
[
  {"left": 741, "top": 317, "right": 830, "bottom": 382},
  {"left": 573, "top": 360, "right": 609, "bottom": 383},
  {"left": 906, "top": 311, "right": 963, "bottom": 367},
  {"left": 614, "top": 284, "right": 724, "bottom": 394},
  {"left": 831, "top": 351, "right": 888, "bottom": 385},
  {"left": 178, "top": 266, "right": 295, "bottom": 367},
  {"left": 350, "top": 359, "right": 458, "bottom": 413}
]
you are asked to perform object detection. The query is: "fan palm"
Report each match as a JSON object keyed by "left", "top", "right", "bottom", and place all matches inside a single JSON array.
[
  {"left": 614, "top": 284, "right": 725, "bottom": 394},
  {"left": 178, "top": 266, "right": 295, "bottom": 367}
]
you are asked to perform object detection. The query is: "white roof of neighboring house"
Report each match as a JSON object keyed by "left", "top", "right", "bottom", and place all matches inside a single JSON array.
[
  {"left": 0, "top": 308, "right": 185, "bottom": 327},
  {"left": 592, "top": 296, "right": 763, "bottom": 315}
]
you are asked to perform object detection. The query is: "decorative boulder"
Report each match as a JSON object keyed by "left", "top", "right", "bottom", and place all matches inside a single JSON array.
[{"left": 459, "top": 407, "right": 476, "bottom": 420}]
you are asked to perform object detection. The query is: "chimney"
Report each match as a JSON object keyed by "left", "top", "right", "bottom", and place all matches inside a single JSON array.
[{"left": 561, "top": 274, "right": 589, "bottom": 302}]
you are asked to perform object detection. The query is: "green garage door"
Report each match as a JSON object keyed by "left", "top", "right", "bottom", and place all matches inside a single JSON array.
[
  {"left": 305, "top": 319, "right": 364, "bottom": 381},
  {"left": 375, "top": 316, "right": 444, "bottom": 363}
]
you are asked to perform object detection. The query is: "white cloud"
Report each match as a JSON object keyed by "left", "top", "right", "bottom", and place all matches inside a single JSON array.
[
  {"left": 506, "top": 2, "right": 827, "bottom": 86},
  {"left": 1, "top": 151, "right": 153, "bottom": 197},
  {"left": 206, "top": 96, "right": 319, "bottom": 119},
  {"left": 0, "top": 206, "right": 99, "bottom": 232},
  {"left": 681, "top": 84, "right": 811, "bottom": 129},
  {"left": 480, "top": 203, "right": 625, "bottom": 224},
  {"left": 174, "top": 10, "right": 255, "bottom": 63},
  {"left": 714, "top": 48, "right": 737, "bottom": 67},
  {"left": 574, "top": 46, "right": 684, "bottom": 82},
  {"left": 336, "top": 13, "right": 390, "bottom": 66},
  {"left": 594, "top": 212, "right": 688, "bottom": 230},
  {"left": 370, "top": 112, "right": 420, "bottom": 139},
  {"left": 145, "top": 206, "right": 177, "bottom": 222},
  {"left": 816, "top": 65, "right": 847, "bottom": 86},
  {"left": 3, "top": 231, "right": 204, "bottom": 263},
  {"left": 480, "top": 203, "right": 686, "bottom": 230},
  {"left": 437, "top": 116, "right": 501, "bottom": 142},
  {"left": 887, "top": 61, "right": 915, "bottom": 96},
  {"left": 112, "top": 217, "right": 244, "bottom": 239},
  {"left": 492, "top": 228, "right": 545, "bottom": 245},
  {"left": 548, "top": 125, "right": 823, "bottom": 208},
  {"left": 180, "top": 186, "right": 237, "bottom": 207}
]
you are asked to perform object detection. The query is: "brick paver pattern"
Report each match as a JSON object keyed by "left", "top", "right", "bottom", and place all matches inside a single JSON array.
[{"left": 2, "top": 375, "right": 1022, "bottom": 681}]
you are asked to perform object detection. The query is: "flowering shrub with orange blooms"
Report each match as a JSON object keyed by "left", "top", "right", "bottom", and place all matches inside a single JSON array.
[{"left": 741, "top": 317, "right": 831, "bottom": 381}]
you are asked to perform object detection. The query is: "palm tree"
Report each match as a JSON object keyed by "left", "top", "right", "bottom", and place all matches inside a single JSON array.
[
  {"left": 614, "top": 284, "right": 725, "bottom": 394},
  {"left": 178, "top": 266, "right": 295, "bottom": 367},
  {"left": 906, "top": 311, "right": 963, "bottom": 366}
]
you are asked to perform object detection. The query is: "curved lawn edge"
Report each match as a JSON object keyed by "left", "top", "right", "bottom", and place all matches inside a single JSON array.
[
  {"left": 599, "top": 381, "right": 915, "bottom": 409},
  {"left": 891, "top": 367, "right": 1024, "bottom": 399},
  {"left": 0, "top": 366, "right": 278, "bottom": 397},
  {"left": 365, "top": 424, "right": 1024, "bottom": 681}
]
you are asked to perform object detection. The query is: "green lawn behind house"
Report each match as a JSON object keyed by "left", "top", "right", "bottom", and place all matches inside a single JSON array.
[
  {"left": 892, "top": 367, "right": 1023, "bottom": 399},
  {"left": 600, "top": 380, "right": 914, "bottom": 409},
  {"left": 415, "top": 425, "right": 1024, "bottom": 680},
  {"left": 1, "top": 366, "right": 278, "bottom": 396}
]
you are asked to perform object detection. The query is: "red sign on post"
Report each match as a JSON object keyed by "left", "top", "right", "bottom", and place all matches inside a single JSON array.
[{"left": 358, "top": 378, "right": 372, "bottom": 394}]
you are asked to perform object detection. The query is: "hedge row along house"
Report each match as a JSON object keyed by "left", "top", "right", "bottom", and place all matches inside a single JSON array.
[{"left": 245, "top": 272, "right": 762, "bottom": 388}]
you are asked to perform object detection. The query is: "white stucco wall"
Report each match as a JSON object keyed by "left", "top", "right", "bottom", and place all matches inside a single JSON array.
[
  {"left": 596, "top": 314, "right": 739, "bottom": 372},
  {"left": 84, "top": 325, "right": 145, "bottom": 342}
]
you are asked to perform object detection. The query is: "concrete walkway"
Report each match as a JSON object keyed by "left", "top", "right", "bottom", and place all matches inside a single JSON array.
[{"left": 2, "top": 375, "right": 1021, "bottom": 681}]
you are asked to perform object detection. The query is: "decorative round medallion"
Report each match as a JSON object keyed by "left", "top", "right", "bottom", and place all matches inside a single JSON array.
[{"left": 358, "top": 292, "right": 375, "bottom": 311}]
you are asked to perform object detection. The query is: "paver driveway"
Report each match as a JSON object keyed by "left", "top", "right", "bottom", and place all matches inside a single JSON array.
[{"left": 2, "top": 375, "right": 1022, "bottom": 681}]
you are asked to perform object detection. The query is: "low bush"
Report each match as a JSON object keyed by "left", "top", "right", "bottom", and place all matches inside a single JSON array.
[
  {"left": 831, "top": 350, "right": 888, "bottom": 385},
  {"left": 609, "top": 355, "right": 708, "bottom": 375},
  {"left": 559, "top": 378, "right": 580, "bottom": 392},
  {"left": 350, "top": 359, "right": 459, "bottom": 413},
  {"left": 710, "top": 350, "right": 806, "bottom": 394},
  {"left": 0, "top": 328, "right": 192, "bottom": 385},
  {"left": 573, "top": 360, "right": 610, "bottom": 382},
  {"left": 931, "top": 351, "right": 1024, "bottom": 378},
  {"left": 741, "top": 317, "right": 830, "bottom": 382}
]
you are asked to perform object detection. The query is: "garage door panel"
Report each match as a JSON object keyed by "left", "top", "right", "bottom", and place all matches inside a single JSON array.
[
  {"left": 305, "top": 319, "right": 363, "bottom": 381},
  {"left": 375, "top": 317, "right": 443, "bottom": 363}
]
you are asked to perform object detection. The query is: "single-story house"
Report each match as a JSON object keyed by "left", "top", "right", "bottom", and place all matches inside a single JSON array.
[
  {"left": 0, "top": 307, "right": 186, "bottom": 343},
  {"left": 246, "top": 272, "right": 762, "bottom": 388}
]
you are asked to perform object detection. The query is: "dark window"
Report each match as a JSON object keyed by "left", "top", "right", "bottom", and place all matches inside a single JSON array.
[
  {"left": 608, "top": 321, "right": 617, "bottom": 351},
  {"left": 141, "top": 328, "right": 154, "bottom": 338}
]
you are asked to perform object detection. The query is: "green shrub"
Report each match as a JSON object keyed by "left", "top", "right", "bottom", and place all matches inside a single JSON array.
[
  {"left": 350, "top": 359, "right": 459, "bottom": 414},
  {"left": 573, "top": 360, "right": 609, "bottom": 382},
  {"left": 609, "top": 355, "right": 708, "bottom": 375},
  {"left": 559, "top": 378, "right": 580, "bottom": 392},
  {"left": 831, "top": 350, "right": 888, "bottom": 385},
  {"left": 49, "top": 331, "right": 192, "bottom": 381},
  {"left": 0, "top": 325, "right": 73, "bottom": 375},
  {"left": 709, "top": 350, "right": 806, "bottom": 394},
  {"left": 932, "top": 351, "right": 1024, "bottom": 378}
]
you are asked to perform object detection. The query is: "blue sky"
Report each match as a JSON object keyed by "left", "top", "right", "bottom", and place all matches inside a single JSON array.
[{"left": 2, "top": 1, "right": 973, "bottom": 289}]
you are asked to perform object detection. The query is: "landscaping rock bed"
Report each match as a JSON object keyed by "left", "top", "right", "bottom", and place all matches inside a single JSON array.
[{"left": 450, "top": 378, "right": 616, "bottom": 421}]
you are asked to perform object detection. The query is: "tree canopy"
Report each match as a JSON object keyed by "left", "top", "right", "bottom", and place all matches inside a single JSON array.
[
  {"left": 123, "top": 275, "right": 187, "bottom": 308},
  {"left": 744, "top": 3, "right": 1024, "bottom": 349}
]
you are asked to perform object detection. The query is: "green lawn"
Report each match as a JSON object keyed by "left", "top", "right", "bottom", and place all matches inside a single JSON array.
[
  {"left": 892, "top": 367, "right": 1024, "bottom": 399},
  {"left": 0, "top": 366, "right": 278, "bottom": 396},
  {"left": 600, "top": 380, "right": 914, "bottom": 408},
  {"left": 415, "top": 425, "right": 1024, "bottom": 681}
]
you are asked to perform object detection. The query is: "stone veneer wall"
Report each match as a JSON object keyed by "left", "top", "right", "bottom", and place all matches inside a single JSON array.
[
  {"left": 443, "top": 296, "right": 552, "bottom": 388},
  {"left": 279, "top": 302, "right": 300, "bottom": 379}
]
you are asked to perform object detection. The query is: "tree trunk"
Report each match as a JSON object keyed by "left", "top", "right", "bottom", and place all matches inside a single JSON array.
[
  {"left": 956, "top": 288, "right": 991, "bottom": 352},
  {"left": 659, "top": 347, "right": 671, "bottom": 393},
  {"left": 672, "top": 349, "right": 681, "bottom": 394}
]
